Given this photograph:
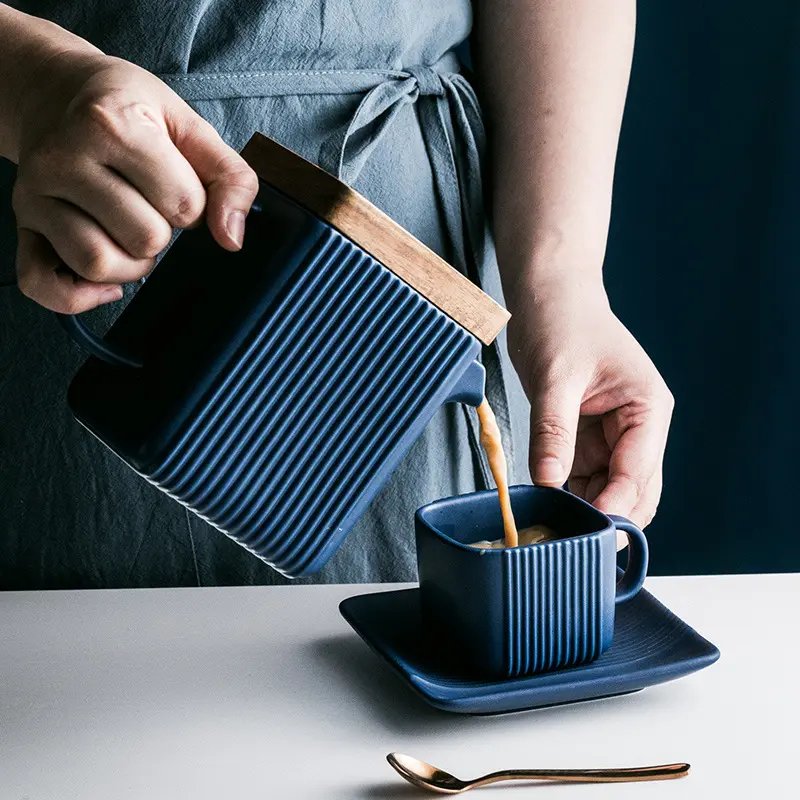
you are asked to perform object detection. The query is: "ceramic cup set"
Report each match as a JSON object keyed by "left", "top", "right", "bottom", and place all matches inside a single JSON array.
[{"left": 341, "top": 484, "right": 719, "bottom": 714}]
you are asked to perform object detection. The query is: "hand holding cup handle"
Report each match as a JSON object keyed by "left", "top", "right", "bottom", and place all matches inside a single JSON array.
[{"left": 609, "top": 515, "right": 649, "bottom": 604}]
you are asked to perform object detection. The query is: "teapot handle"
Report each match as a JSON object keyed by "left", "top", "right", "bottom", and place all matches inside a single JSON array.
[
  {"left": 55, "top": 309, "right": 143, "bottom": 369},
  {"left": 52, "top": 198, "right": 268, "bottom": 370}
]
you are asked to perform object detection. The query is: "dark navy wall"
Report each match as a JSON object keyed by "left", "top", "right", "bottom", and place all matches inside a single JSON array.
[{"left": 606, "top": 3, "right": 800, "bottom": 574}]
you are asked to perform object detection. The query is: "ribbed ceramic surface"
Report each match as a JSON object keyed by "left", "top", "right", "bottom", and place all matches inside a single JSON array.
[
  {"left": 147, "top": 226, "right": 475, "bottom": 576},
  {"left": 503, "top": 536, "right": 605, "bottom": 677}
]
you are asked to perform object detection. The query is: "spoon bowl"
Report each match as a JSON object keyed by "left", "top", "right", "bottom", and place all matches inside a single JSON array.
[
  {"left": 386, "top": 752, "right": 690, "bottom": 794},
  {"left": 387, "top": 754, "right": 469, "bottom": 794}
]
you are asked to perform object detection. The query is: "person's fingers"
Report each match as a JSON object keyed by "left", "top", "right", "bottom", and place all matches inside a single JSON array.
[
  {"left": 592, "top": 399, "right": 670, "bottom": 521},
  {"left": 528, "top": 380, "right": 583, "bottom": 487},
  {"left": 16, "top": 227, "right": 123, "bottom": 313},
  {"left": 568, "top": 416, "right": 609, "bottom": 501},
  {"left": 585, "top": 470, "right": 609, "bottom": 505},
  {"left": 570, "top": 416, "right": 611, "bottom": 477},
  {"left": 94, "top": 102, "right": 209, "bottom": 233},
  {"left": 629, "top": 467, "right": 664, "bottom": 530},
  {"left": 168, "top": 110, "right": 259, "bottom": 251},
  {"left": 14, "top": 193, "right": 156, "bottom": 284},
  {"left": 45, "top": 159, "right": 177, "bottom": 258},
  {"left": 612, "top": 470, "right": 662, "bottom": 552}
]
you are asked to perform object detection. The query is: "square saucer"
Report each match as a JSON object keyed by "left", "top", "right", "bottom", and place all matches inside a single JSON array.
[{"left": 339, "top": 585, "right": 719, "bottom": 715}]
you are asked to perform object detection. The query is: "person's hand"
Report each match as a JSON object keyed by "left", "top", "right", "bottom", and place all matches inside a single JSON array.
[
  {"left": 507, "top": 277, "right": 674, "bottom": 544},
  {"left": 12, "top": 48, "right": 259, "bottom": 313}
]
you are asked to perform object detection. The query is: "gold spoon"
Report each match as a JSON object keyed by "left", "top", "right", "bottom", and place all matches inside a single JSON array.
[{"left": 386, "top": 753, "right": 689, "bottom": 794}]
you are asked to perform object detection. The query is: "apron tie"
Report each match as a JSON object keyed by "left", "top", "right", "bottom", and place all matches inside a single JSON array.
[
  {"left": 159, "top": 54, "right": 518, "bottom": 488},
  {"left": 405, "top": 65, "right": 445, "bottom": 96}
]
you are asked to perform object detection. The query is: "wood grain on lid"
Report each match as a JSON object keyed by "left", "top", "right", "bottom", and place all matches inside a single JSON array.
[{"left": 240, "top": 131, "right": 510, "bottom": 345}]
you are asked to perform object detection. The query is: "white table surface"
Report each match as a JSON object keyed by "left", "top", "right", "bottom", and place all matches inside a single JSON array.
[{"left": 0, "top": 574, "right": 796, "bottom": 799}]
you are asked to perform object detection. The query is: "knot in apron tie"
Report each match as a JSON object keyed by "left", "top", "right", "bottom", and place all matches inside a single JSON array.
[
  {"left": 158, "top": 51, "right": 516, "bottom": 488},
  {"left": 405, "top": 64, "right": 445, "bottom": 97}
]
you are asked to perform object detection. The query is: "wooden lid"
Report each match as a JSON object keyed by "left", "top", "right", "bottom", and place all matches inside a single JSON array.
[{"left": 240, "top": 132, "right": 510, "bottom": 346}]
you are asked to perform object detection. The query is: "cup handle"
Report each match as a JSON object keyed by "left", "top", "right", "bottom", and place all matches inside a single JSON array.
[{"left": 610, "top": 515, "right": 649, "bottom": 604}]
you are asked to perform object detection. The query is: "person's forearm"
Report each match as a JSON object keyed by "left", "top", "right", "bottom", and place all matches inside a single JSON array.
[
  {"left": 0, "top": 4, "right": 101, "bottom": 162},
  {"left": 474, "top": 0, "right": 636, "bottom": 311}
]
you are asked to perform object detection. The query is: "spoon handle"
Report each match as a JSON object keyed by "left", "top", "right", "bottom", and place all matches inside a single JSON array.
[{"left": 472, "top": 763, "right": 690, "bottom": 787}]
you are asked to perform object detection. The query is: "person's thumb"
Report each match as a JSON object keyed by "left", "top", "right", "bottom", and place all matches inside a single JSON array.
[
  {"left": 528, "top": 381, "right": 582, "bottom": 487},
  {"left": 169, "top": 106, "right": 259, "bottom": 251}
]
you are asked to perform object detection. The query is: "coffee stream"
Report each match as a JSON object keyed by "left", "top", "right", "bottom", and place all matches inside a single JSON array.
[
  {"left": 475, "top": 399, "right": 519, "bottom": 548},
  {"left": 474, "top": 398, "right": 556, "bottom": 550}
]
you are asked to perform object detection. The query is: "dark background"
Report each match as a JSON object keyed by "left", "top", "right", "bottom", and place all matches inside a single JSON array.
[{"left": 604, "top": 3, "right": 800, "bottom": 574}]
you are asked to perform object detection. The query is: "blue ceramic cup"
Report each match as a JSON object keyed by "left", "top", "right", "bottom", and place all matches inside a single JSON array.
[{"left": 415, "top": 484, "right": 648, "bottom": 679}]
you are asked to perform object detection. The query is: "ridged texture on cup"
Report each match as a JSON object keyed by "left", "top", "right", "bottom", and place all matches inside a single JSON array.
[{"left": 503, "top": 535, "right": 605, "bottom": 676}]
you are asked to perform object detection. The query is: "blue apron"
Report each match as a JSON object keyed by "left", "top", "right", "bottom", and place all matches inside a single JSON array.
[{"left": 0, "top": 0, "right": 531, "bottom": 587}]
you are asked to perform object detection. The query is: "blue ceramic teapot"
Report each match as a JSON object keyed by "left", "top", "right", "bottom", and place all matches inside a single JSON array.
[{"left": 56, "top": 134, "right": 507, "bottom": 577}]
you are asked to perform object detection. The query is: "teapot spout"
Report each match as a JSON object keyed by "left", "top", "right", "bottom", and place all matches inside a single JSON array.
[{"left": 444, "top": 359, "right": 485, "bottom": 407}]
